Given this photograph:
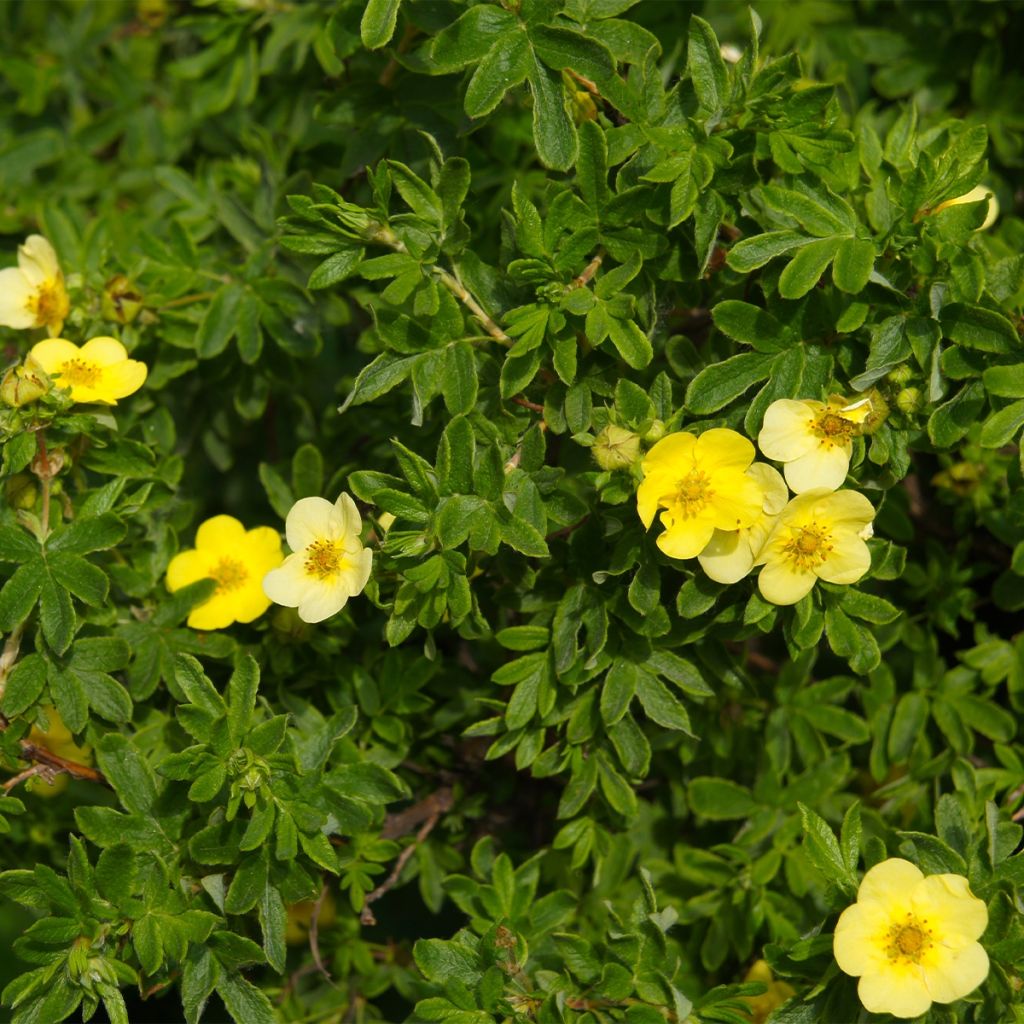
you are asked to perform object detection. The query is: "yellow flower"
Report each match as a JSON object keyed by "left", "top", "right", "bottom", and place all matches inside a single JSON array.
[
  {"left": 26, "top": 706, "right": 92, "bottom": 799},
  {"left": 167, "top": 515, "right": 283, "bottom": 630},
  {"left": 637, "top": 428, "right": 764, "bottom": 561},
  {"left": 262, "top": 494, "right": 373, "bottom": 624},
  {"left": 933, "top": 185, "right": 999, "bottom": 231},
  {"left": 757, "top": 396, "right": 872, "bottom": 494},
  {"left": 0, "top": 235, "right": 70, "bottom": 336},
  {"left": 30, "top": 336, "right": 147, "bottom": 405},
  {"left": 754, "top": 488, "right": 874, "bottom": 605},
  {"left": 697, "top": 463, "right": 788, "bottom": 584},
  {"left": 741, "top": 960, "right": 796, "bottom": 1024},
  {"left": 285, "top": 890, "right": 337, "bottom": 945},
  {"left": 834, "top": 858, "right": 989, "bottom": 1019}
]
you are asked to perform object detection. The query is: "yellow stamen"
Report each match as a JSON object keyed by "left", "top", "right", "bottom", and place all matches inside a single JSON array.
[
  {"left": 886, "top": 916, "right": 933, "bottom": 964},
  {"left": 304, "top": 539, "right": 342, "bottom": 580},
  {"left": 668, "top": 469, "right": 714, "bottom": 519},
  {"left": 58, "top": 359, "right": 102, "bottom": 388},
  {"left": 30, "top": 281, "right": 69, "bottom": 328},
  {"left": 211, "top": 557, "right": 249, "bottom": 593},
  {"left": 783, "top": 522, "right": 833, "bottom": 571}
]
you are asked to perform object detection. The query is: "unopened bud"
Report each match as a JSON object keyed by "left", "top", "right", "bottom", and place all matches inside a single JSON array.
[
  {"left": 100, "top": 274, "right": 143, "bottom": 325},
  {"left": 377, "top": 512, "right": 396, "bottom": 534},
  {"left": 571, "top": 89, "right": 598, "bottom": 123},
  {"left": 886, "top": 364, "right": 913, "bottom": 386},
  {"left": 1, "top": 356, "right": 49, "bottom": 407},
  {"left": 896, "top": 387, "right": 922, "bottom": 415},
  {"left": 5, "top": 474, "right": 36, "bottom": 510},
  {"left": 593, "top": 424, "right": 640, "bottom": 471},
  {"left": 643, "top": 419, "right": 666, "bottom": 442},
  {"left": 932, "top": 185, "right": 999, "bottom": 231}
]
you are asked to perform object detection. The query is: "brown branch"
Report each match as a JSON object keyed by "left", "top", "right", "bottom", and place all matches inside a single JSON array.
[
  {"left": 309, "top": 882, "right": 335, "bottom": 984},
  {"left": 511, "top": 396, "right": 545, "bottom": 414},
  {"left": 381, "top": 787, "right": 453, "bottom": 840},
  {"left": 546, "top": 517, "right": 589, "bottom": 542},
  {"left": 17, "top": 740, "right": 106, "bottom": 785},
  {"left": 568, "top": 249, "right": 605, "bottom": 291},
  {"left": 378, "top": 23, "right": 419, "bottom": 87},
  {"left": 3, "top": 763, "right": 49, "bottom": 793}
]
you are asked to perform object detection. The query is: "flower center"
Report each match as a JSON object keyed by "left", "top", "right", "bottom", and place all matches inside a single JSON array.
[
  {"left": 814, "top": 412, "right": 856, "bottom": 448},
  {"left": 304, "top": 539, "right": 342, "bottom": 580},
  {"left": 886, "top": 915, "right": 933, "bottom": 964},
  {"left": 30, "top": 281, "right": 68, "bottom": 327},
  {"left": 58, "top": 359, "right": 102, "bottom": 388},
  {"left": 671, "top": 470, "right": 714, "bottom": 519},
  {"left": 211, "top": 557, "right": 249, "bottom": 593},
  {"left": 783, "top": 523, "right": 833, "bottom": 571}
]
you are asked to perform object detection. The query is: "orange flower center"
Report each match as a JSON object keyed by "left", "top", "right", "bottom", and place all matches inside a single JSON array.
[
  {"left": 304, "top": 539, "right": 342, "bottom": 580},
  {"left": 30, "top": 281, "right": 69, "bottom": 328},
  {"left": 783, "top": 523, "right": 833, "bottom": 571},
  {"left": 670, "top": 469, "right": 713, "bottom": 519},
  {"left": 813, "top": 411, "right": 856, "bottom": 449},
  {"left": 886, "top": 915, "right": 933, "bottom": 964},
  {"left": 59, "top": 359, "right": 102, "bottom": 388},
  {"left": 211, "top": 557, "right": 249, "bottom": 593}
]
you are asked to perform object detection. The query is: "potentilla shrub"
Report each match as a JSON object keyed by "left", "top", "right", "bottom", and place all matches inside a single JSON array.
[{"left": 0, "top": 1, "right": 1022, "bottom": 1022}]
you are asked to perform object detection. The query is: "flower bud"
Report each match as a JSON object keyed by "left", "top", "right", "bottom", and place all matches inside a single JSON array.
[
  {"left": 896, "top": 387, "right": 922, "bottom": 414},
  {"left": 1, "top": 356, "right": 49, "bottom": 407},
  {"left": 886, "top": 364, "right": 913, "bottom": 386},
  {"left": 643, "top": 419, "right": 666, "bottom": 442},
  {"left": 5, "top": 474, "right": 37, "bottom": 510},
  {"left": 100, "top": 275, "right": 143, "bottom": 324},
  {"left": 933, "top": 185, "right": 999, "bottom": 230},
  {"left": 592, "top": 424, "right": 640, "bottom": 471},
  {"left": 571, "top": 89, "right": 598, "bottom": 123}
]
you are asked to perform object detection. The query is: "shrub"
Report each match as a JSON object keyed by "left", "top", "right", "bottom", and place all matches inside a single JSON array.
[{"left": 1, "top": 2, "right": 1023, "bottom": 1022}]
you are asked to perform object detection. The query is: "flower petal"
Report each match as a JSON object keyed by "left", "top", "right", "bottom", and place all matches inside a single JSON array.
[
  {"left": 698, "top": 529, "right": 754, "bottom": 584},
  {"left": 195, "top": 515, "right": 247, "bottom": 551},
  {"left": 344, "top": 547, "right": 373, "bottom": 595},
  {"left": 783, "top": 443, "right": 851, "bottom": 494},
  {"left": 245, "top": 526, "right": 284, "bottom": 562},
  {"left": 285, "top": 497, "right": 337, "bottom": 552},
  {"left": 99, "top": 359, "right": 148, "bottom": 402},
  {"left": 922, "top": 939, "right": 989, "bottom": 1004},
  {"left": 833, "top": 902, "right": 889, "bottom": 977},
  {"left": 912, "top": 874, "right": 988, "bottom": 942},
  {"left": 757, "top": 559, "right": 816, "bottom": 605},
  {"left": 29, "top": 338, "right": 80, "bottom": 374},
  {"left": 820, "top": 488, "right": 876, "bottom": 528},
  {"left": 695, "top": 428, "right": 755, "bottom": 472},
  {"left": 641, "top": 431, "right": 697, "bottom": 474},
  {"left": 817, "top": 535, "right": 871, "bottom": 585},
  {"left": 334, "top": 492, "right": 363, "bottom": 540},
  {"left": 166, "top": 549, "right": 214, "bottom": 591},
  {"left": 188, "top": 595, "right": 239, "bottom": 631},
  {"left": 637, "top": 472, "right": 672, "bottom": 529},
  {"left": 0, "top": 268, "right": 37, "bottom": 329},
  {"left": 227, "top": 583, "right": 274, "bottom": 624},
  {"left": 297, "top": 581, "right": 349, "bottom": 623},
  {"left": 18, "top": 235, "right": 59, "bottom": 285},
  {"left": 858, "top": 858, "right": 924, "bottom": 907},
  {"left": 748, "top": 462, "right": 789, "bottom": 515},
  {"left": 857, "top": 967, "right": 932, "bottom": 1019},
  {"left": 708, "top": 468, "right": 765, "bottom": 530},
  {"left": 757, "top": 400, "right": 819, "bottom": 462},
  {"left": 262, "top": 554, "right": 316, "bottom": 608},
  {"left": 80, "top": 336, "right": 129, "bottom": 367},
  {"left": 657, "top": 512, "right": 716, "bottom": 561}
]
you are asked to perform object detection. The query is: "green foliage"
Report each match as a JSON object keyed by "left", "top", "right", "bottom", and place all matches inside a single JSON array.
[{"left": 1, "top": 1, "right": 1024, "bottom": 1023}]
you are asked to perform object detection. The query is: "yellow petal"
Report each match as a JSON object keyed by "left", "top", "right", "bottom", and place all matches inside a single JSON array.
[
  {"left": 226, "top": 583, "right": 274, "bottom": 624},
  {"left": 80, "top": 336, "right": 129, "bottom": 367},
  {"left": 194, "top": 515, "right": 247, "bottom": 552},
  {"left": 694, "top": 427, "right": 754, "bottom": 472},
  {"left": 29, "top": 337, "right": 80, "bottom": 374},
  {"left": 0, "top": 267, "right": 37, "bottom": 329},
  {"left": 748, "top": 462, "right": 789, "bottom": 515},
  {"left": 636, "top": 474, "right": 665, "bottom": 529},
  {"left": 817, "top": 535, "right": 871, "bottom": 585},
  {"left": 912, "top": 874, "right": 988, "bottom": 942},
  {"left": 285, "top": 496, "right": 338, "bottom": 552},
  {"left": 18, "top": 235, "right": 59, "bottom": 285},
  {"left": 97, "top": 359, "right": 147, "bottom": 402},
  {"left": 858, "top": 858, "right": 924, "bottom": 907},
  {"left": 833, "top": 902, "right": 889, "bottom": 977},
  {"left": 245, "top": 526, "right": 284, "bottom": 561},
  {"left": 187, "top": 595, "right": 240, "bottom": 631},
  {"left": 857, "top": 967, "right": 932, "bottom": 1019},
  {"left": 922, "top": 938, "right": 989, "bottom": 1004},
  {"left": 656, "top": 512, "right": 716, "bottom": 561},
  {"left": 297, "top": 579, "right": 349, "bottom": 623},
  {"left": 334, "top": 492, "right": 363, "bottom": 538},
  {"left": 697, "top": 529, "right": 754, "bottom": 584},
  {"left": 345, "top": 547, "right": 373, "bottom": 595},
  {"left": 263, "top": 554, "right": 315, "bottom": 608},
  {"left": 783, "top": 443, "right": 850, "bottom": 494},
  {"left": 757, "top": 400, "right": 819, "bottom": 462},
  {"left": 757, "top": 558, "right": 816, "bottom": 605},
  {"left": 707, "top": 468, "right": 764, "bottom": 530},
  {"left": 166, "top": 549, "right": 214, "bottom": 592},
  {"left": 641, "top": 431, "right": 697, "bottom": 474},
  {"left": 820, "top": 488, "right": 876, "bottom": 528}
]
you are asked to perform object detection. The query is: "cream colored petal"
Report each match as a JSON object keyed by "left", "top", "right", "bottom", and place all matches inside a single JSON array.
[
  {"left": 285, "top": 496, "right": 337, "bottom": 551},
  {"left": 697, "top": 529, "right": 754, "bottom": 584},
  {"left": 18, "top": 235, "right": 59, "bottom": 285},
  {"left": 858, "top": 967, "right": 932, "bottom": 1019},
  {"left": 335, "top": 492, "right": 363, "bottom": 539},
  {"left": 912, "top": 874, "right": 988, "bottom": 942},
  {"left": 79, "top": 336, "right": 128, "bottom": 367},
  {"left": 757, "top": 399, "right": 819, "bottom": 461},
  {"left": 656, "top": 512, "right": 716, "bottom": 561},
  {"left": 195, "top": 515, "right": 247, "bottom": 552},
  {"left": 97, "top": 359, "right": 147, "bottom": 402},
  {"left": 757, "top": 559, "right": 817, "bottom": 606},
  {"left": 835, "top": 395, "right": 874, "bottom": 424},
  {"left": 783, "top": 443, "right": 851, "bottom": 494},
  {"left": 748, "top": 462, "right": 789, "bottom": 515},
  {"left": 820, "top": 488, "right": 876, "bottom": 528},
  {"left": 0, "top": 268, "right": 37, "bottom": 328},
  {"left": 166, "top": 549, "right": 215, "bottom": 592},
  {"left": 708, "top": 468, "right": 765, "bottom": 530},
  {"left": 262, "top": 554, "right": 316, "bottom": 608},
  {"left": 817, "top": 535, "right": 871, "bottom": 585},
  {"left": 694, "top": 427, "right": 754, "bottom": 472},
  {"left": 297, "top": 582, "right": 349, "bottom": 623},
  {"left": 923, "top": 939, "right": 989, "bottom": 1004},
  {"left": 833, "top": 902, "right": 890, "bottom": 977},
  {"left": 187, "top": 595, "right": 239, "bottom": 631},
  {"left": 343, "top": 547, "right": 373, "bottom": 595},
  {"left": 29, "top": 337, "right": 80, "bottom": 374},
  {"left": 641, "top": 431, "right": 697, "bottom": 474},
  {"left": 858, "top": 859, "right": 924, "bottom": 907}
]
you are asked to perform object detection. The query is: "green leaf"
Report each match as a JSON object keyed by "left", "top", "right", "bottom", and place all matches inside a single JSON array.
[
  {"left": 258, "top": 884, "right": 287, "bottom": 973},
  {"left": 727, "top": 230, "right": 810, "bottom": 273},
  {"left": 464, "top": 30, "right": 532, "bottom": 119},
  {"left": 49, "top": 553, "right": 108, "bottom": 607},
  {"left": 196, "top": 283, "right": 243, "bottom": 359},
  {"left": 527, "top": 54, "right": 577, "bottom": 172},
  {"left": 96, "top": 735, "right": 158, "bottom": 815},
  {"left": 47, "top": 514, "right": 126, "bottom": 555},
  {"left": 308, "top": 248, "right": 364, "bottom": 289},
  {"left": 979, "top": 399, "right": 1024, "bottom": 448},
  {"left": 361, "top": 0, "right": 401, "bottom": 49},
  {"left": 39, "top": 572, "right": 75, "bottom": 654},
  {"left": 685, "top": 352, "right": 775, "bottom": 413},
  {"left": 832, "top": 237, "right": 875, "bottom": 293},
  {"left": 687, "top": 16, "right": 729, "bottom": 120},
  {"left": 982, "top": 363, "right": 1024, "bottom": 398},
  {"left": 634, "top": 672, "right": 692, "bottom": 733},
  {"left": 0, "top": 561, "right": 43, "bottom": 631},
  {"left": 711, "top": 301, "right": 792, "bottom": 352},
  {"left": 227, "top": 655, "right": 260, "bottom": 746},
  {"left": 576, "top": 120, "right": 609, "bottom": 210},
  {"left": 216, "top": 971, "right": 276, "bottom": 1024},
  {"left": 606, "top": 315, "right": 652, "bottom": 369},
  {"left": 799, "top": 802, "right": 857, "bottom": 895},
  {"left": 927, "top": 381, "right": 986, "bottom": 447},
  {"left": 687, "top": 777, "right": 756, "bottom": 819},
  {"left": 225, "top": 853, "right": 269, "bottom": 915},
  {"left": 0, "top": 654, "right": 47, "bottom": 716},
  {"left": 778, "top": 236, "right": 842, "bottom": 299},
  {"left": 940, "top": 303, "right": 1019, "bottom": 354},
  {"left": 442, "top": 343, "right": 479, "bottom": 416},
  {"left": 339, "top": 353, "right": 418, "bottom": 413}
]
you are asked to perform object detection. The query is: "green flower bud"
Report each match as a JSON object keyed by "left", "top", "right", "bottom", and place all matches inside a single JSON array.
[
  {"left": 886, "top": 365, "right": 914, "bottom": 386},
  {"left": 896, "top": 387, "right": 922, "bottom": 414},
  {"left": 592, "top": 424, "right": 641, "bottom": 471},
  {"left": 100, "top": 275, "right": 144, "bottom": 325},
  {"left": 643, "top": 419, "right": 666, "bottom": 442},
  {"left": 1, "top": 356, "right": 49, "bottom": 407}
]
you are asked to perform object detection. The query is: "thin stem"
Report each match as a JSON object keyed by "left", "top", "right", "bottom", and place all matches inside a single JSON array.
[
  {"left": 568, "top": 249, "right": 605, "bottom": 291},
  {"left": 433, "top": 268, "right": 511, "bottom": 346},
  {"left": 156, "top": 291, "right": 217, "bottom": 310}
]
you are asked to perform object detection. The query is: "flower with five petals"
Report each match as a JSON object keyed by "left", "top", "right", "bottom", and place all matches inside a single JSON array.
[
  {"left": 0, "top": 235, "right": 70, "bottom": 336},
  {"left": 30, "top": 336, "right": 147, "bottom": 405}
]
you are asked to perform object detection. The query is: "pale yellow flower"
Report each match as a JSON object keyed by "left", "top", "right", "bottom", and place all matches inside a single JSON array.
[
  {"left": 758, "top": 396, "right": 872, "bottom": 494},
  {"left": 637, "top": 429, "right": 764, "bottom": 561},
  {"left": 740, "top": 960, "right": 795, "bottom": 1023},
  {"left": 697, "top": 463, "right": 788, "bottom": 584},
  {"left": 167, "top": 515, "right": 283, "bottom": 630},
  {"left": 262, "top": 494, "right": 372, "bottom": 624},
  {"left": 30, "top": 336, "right": 147, "bottom": 405},
  {"left": 933, "top": 185, "right": 999, "bottom": 231},
  {"left": 0, "top": 235, "right": 70, "bottom": 336},
  {"left": 834, "top": 858, "right": 989, "bottom": 1019},
  {"left": 754, "top": 488, "right": 874, "bottom": 605}
]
